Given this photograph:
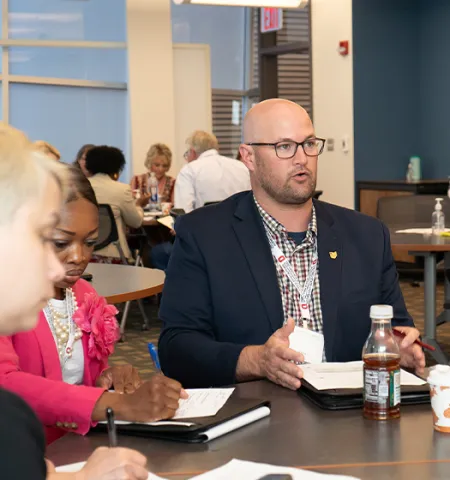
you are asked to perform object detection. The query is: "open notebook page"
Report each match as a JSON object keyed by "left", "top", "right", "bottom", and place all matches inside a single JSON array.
[{"left": 302, "top": 361, "right": 426, "bottom": 391}]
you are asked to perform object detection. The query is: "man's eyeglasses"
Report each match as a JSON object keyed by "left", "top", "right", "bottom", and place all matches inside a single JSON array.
[
  {"left": 183, "top": 151, "right": 189, "bottom": 160},
  {"left": 245, "top": 138, "right": 326, "bottom": 159}
]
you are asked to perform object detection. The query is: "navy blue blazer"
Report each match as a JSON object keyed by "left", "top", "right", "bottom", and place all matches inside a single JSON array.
[{"left": 158, "top": 191, "right": 413, "bottom": 387}]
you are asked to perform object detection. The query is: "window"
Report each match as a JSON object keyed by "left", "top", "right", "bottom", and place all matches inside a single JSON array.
[
  {"left": 172, "top": 4, "right": 248, "bottom": 158},
  {"left": 8, "top": 0, "right": 126, "bottom": 42},
  {"left": 250, "top": 6, "right": 312, "bottom": 116},
  {"left": 10, "top": 83, "right": 127, "bottom": 163},
  {"left": 1, "top": 0, "right": 129, "bottom": 176}
]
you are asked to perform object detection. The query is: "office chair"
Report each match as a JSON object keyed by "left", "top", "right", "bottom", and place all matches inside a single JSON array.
[{"left": 95, "top": 204, "right": 151, "bottom": 340}]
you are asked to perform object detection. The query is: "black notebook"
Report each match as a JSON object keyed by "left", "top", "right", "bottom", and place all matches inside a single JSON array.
[
  {"left": 95, "top": 397, "right": 271, "bottom": 443},
  {"left": 298, "top": 378, "right": 430, "bottom": 410}
]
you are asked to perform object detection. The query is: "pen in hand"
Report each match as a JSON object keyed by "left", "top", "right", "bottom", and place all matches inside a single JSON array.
[
  {"left": 106, "top": 407, "right": 118, "bottom": 448},
  {"left": 393, "top": 329, "right": 435, "bottom": 352},
  {"left": 148, "top": 342, "right": 161, "bottom": 371}
]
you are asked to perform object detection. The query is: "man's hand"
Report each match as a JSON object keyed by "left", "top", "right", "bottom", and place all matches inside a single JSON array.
[
  {"left": 236, "top": 318, "right": 304, "bottom": 390},
  {"left": 96, "top": 365, "right": 142, "bottom": 394},
  {"left": 394, "top": 326, "right": 426, "bottom": 376}
]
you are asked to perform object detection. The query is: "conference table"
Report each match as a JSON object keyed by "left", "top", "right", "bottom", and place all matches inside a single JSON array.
[
  {"left": 47, "top": 380, "right": 450, "bottom": 479},
  {"left": 86, "top": 263, "right": 165, "bottom": 304},
  {"left": 390, "top": 226, "right": 450, "bottom": 364}
]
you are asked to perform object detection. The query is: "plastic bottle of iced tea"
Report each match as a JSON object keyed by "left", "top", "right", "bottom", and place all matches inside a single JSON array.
[{"left": 363, "top": 305, "right": 401, "bottom": 420}]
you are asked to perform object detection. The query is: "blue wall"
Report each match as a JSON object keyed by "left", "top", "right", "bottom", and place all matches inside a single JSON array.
[
  {"left": 353, "top": 0, "right": 420, "bottom": 182},
  {"left": 419, "top": 0, "right": 450, "bottom": 179}
]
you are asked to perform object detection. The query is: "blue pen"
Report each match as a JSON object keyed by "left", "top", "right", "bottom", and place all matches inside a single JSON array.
[{"left": 148, "top": 343, "right": 161, "bottom": 371}]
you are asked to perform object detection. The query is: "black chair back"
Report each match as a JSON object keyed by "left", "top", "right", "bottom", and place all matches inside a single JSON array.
[{"left": 95, "top": 204, "right": 120, "bottom": 251}]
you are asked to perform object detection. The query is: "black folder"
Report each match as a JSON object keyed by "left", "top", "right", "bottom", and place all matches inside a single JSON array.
[
  {"left": 298, "top": 380, "right": 430, "bottom": 410},
  {"left": 95, "top": 397, "right": 271, "bottom": 443}
]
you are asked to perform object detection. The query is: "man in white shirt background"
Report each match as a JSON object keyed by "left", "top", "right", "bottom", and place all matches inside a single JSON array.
[
  {"left": 174, "top": 130, "right": 250, "bottom": 213},
  {"left": 152, "top": 131, "right": 250, "bottom": 271}
]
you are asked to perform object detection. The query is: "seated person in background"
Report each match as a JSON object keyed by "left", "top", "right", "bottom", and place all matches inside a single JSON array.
[
  {"left": 34, "top": 140, "right": 61, "bottom": 161},
  {"left": 151, "top": 132, "right": 251, "bottom": 271},
  {"left": 131, "top": 143, "right": 176, "bottom": 205},
  {"left": 86, "top": 146, "right": 149, "bottom": 262},
  {"left": 0, "top": 124, "right": 149, "bottom": 479},
  {"left": 174, "top": 130, "right": 251, "bottom": 213},
  {"left": 158, "top": 99, "right": 425, "bottom": 389},
  {"left": 0, "top": 165, "right": 187, "bottom": 445},
  {"left": 73, "top": 143, "right": 95, "bottom": 177}
]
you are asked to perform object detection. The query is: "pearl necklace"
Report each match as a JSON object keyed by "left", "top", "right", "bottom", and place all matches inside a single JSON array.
[{"left": 45, "top": 288, "right": 83, "bottom": 363}]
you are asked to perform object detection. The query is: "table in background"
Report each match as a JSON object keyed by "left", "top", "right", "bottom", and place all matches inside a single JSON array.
[
  {"left": 86, "top": 263, "right": 165, "bottom": 304},
  {"left": 48, "top": 380, "right": 450, "bottom": 479},
  {"left": 356, "top": 179, "right": 448, "bottom": 217},
  {"left": 390, "top": 227, "right": 450, "bottom": 363}
]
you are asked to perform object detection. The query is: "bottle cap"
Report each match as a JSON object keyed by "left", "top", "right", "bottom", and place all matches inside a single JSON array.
[
  {"left": 427, "top": 364, "right": 450, "bottom": 387},
  {"left": 435, "top": 198, "right": 443, "bottom": 211},
  {"left": 370, "top": 304, "right": 393, "bottom": 319}
]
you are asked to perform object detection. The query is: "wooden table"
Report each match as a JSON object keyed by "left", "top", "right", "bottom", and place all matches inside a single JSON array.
[
  {"left": 47, "top": 380, "right": 450, "bottom": 479},
  {"left": 390, "top": 226, "right": 450, "bottom": 363},
  {"left": 86, "top": 263, "right": 165, "bottom": 304}
]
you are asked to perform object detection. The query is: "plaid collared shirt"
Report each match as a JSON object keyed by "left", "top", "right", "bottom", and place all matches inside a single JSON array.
[{"left": 255, "top": 198, "right": 324, "bottom": 336}]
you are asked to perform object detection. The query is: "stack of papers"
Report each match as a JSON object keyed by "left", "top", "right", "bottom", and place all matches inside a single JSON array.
[
  {"left": 190, "top": 459, "right": 359, "bottom": 479},
  {"left": 57, "top": 459, "right": 359, "bottom": 479},
  {"left": 301, "top": 361, "right": 426, "bottom": 390}
]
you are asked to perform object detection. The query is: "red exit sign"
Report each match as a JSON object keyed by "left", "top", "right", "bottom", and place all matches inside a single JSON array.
[{"left": 260, "top": 8, "right": 283, "bottom": 34}]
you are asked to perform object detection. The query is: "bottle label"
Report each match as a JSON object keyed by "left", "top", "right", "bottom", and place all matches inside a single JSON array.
[{"left": 364, "top": 368, "right": 400, "bottom": 407}]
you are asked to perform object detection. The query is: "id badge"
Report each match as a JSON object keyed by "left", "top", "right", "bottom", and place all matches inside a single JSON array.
[
  {"left": 289, "top": 326, "right": 324, "bottom": 364},
  {"left": 300, "top": 303, "right": 311, "bottom": 329}
]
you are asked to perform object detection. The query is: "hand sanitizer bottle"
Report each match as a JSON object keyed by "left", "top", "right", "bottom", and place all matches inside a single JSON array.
[
  {"left": 406, "top": 163, "right": 413, "bottom": 183},
  {"left": 432, "top": 198, "right": 445, "bottom": 235}
]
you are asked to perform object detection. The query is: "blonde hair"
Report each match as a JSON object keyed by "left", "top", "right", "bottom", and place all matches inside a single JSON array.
[
  {"left": 144, "top": 143, "right": 172, "bottom": 171},
  {"left": 34, "top": 140, "right": 61, "bottom": 161},
  {"left": 0, "top": 123, "right": 69, "bottom": 224},
  {"left": 186, "top": 131, "right": 219, "bottom": 155}
]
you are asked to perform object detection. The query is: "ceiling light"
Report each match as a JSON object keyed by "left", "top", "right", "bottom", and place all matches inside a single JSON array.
[{"left": 173, "top": 0, "right": 308, "bottom": 8}]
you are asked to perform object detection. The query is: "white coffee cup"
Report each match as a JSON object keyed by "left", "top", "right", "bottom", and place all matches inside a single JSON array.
[{"left": 428, "top": 364, "right": 450, "bottom": 433}]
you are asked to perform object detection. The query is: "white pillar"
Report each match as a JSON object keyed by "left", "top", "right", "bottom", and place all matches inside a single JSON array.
[
  {"left": 311, "top": 0, "right": 354, "bottom": 209},
  {"left": 126, "top": 0, "right": 176, "bottom": 176}
]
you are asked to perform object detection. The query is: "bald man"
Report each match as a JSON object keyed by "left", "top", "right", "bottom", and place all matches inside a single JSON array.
[{"left": 159, "top": 99, "right": 424, "bottom": 390}]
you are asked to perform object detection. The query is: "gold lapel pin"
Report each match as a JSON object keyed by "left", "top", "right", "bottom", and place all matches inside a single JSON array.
[{"left": 329, "top": 251, "right": 338, "bottom": 260}]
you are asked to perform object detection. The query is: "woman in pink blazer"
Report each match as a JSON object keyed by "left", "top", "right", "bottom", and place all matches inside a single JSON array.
[{"left": 0, "top": 167, "right": 186, "bottom": 445}]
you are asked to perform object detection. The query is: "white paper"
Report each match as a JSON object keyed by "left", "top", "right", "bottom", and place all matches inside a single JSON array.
[
  {"left": 395, "top": 228, "right": 450, "bottom": 234},
  {"left": 302, "top": 361, "right": 426, "bottom": 391},
  {"left": 173, "top": 388, "right": 235, "bottom": 419},
  {"left": 157, "top": 215, "right": 174, "bottom": 229},
  {"left": 56, "top": 462, "right": 166, "bottom": 479},
  {"left": 98, "top": 388, "right": 235, "bottom": 426},
  {"left": 289, "top": 326, "right": 324, "bottom": 364},
  {"left": 144, "top": 211, "right": 163, "bottom": 218},
  {"left": 191, "top": 459, "right": 359, "bottom": 480}
]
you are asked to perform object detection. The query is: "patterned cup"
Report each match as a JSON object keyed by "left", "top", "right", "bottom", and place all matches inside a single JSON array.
[{"left": 428, "top": 365, "right": 450, "bottom": 433}]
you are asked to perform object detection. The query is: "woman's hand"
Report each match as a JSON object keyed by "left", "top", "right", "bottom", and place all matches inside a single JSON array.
[
  {"left": 46, "top": 448, "right": 147, "bottom": 480},
  {"left": 92, "top": 374, "right": 188, "bottom": 423},
  {"left": 136, "top": 193, "right": 150, "bottom": 208},
  {"left": 96, "top": 365, "right": 142, "bottom": 394},
  {"left": 78, "top": 447, "right": 148, "bottom": 480}
]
